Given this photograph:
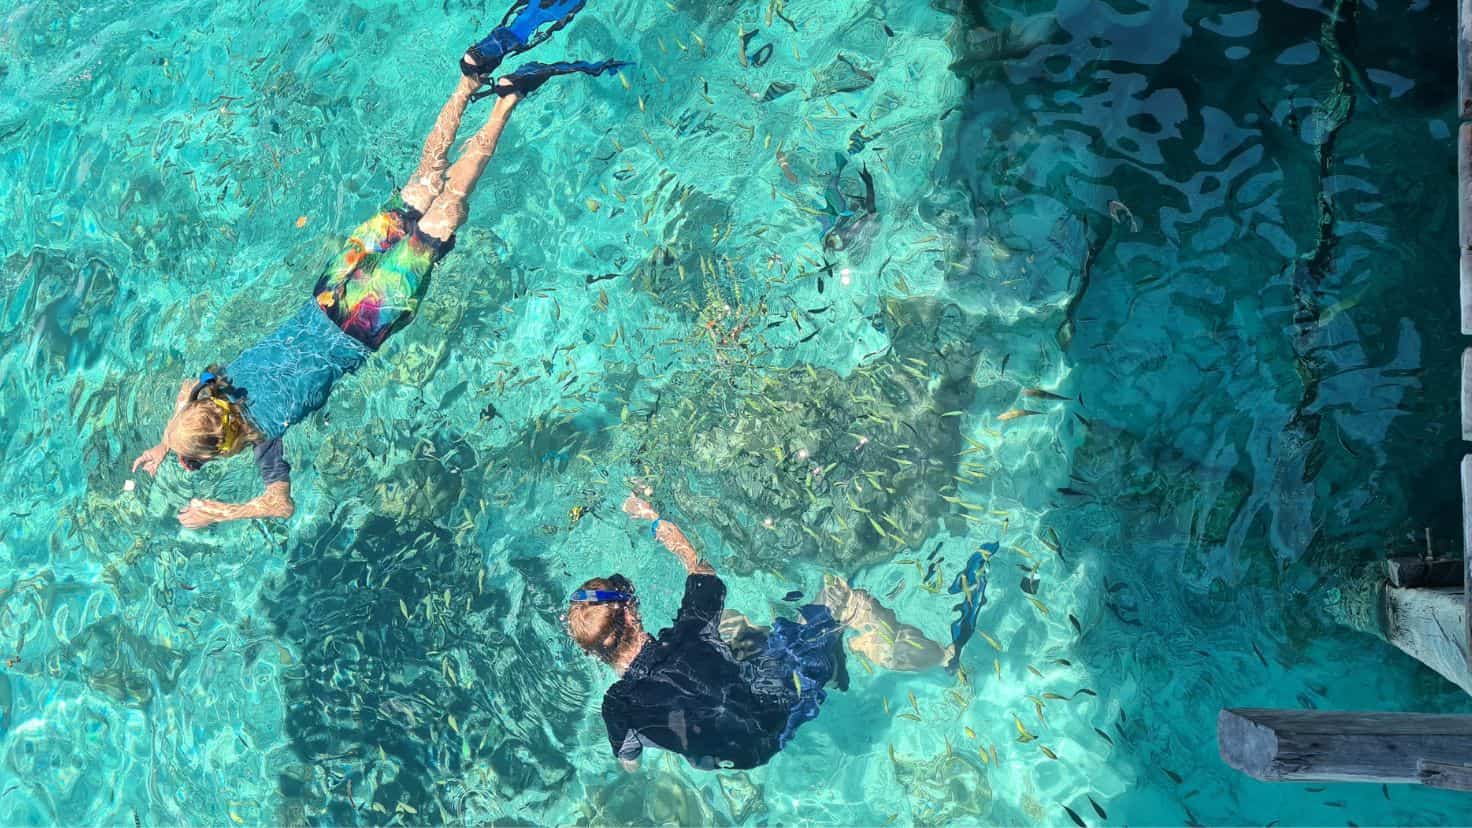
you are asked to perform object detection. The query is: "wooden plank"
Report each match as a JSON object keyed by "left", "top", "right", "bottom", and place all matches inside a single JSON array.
[
  {"left": 1465, "top": 350, "right": 1472, "bottom": 439},
  {"left": 1463, "top": 0, "right": 1472, "bottom": 120},
  {"left": 1464, "top": 455, "right": 1472, "bottom": 672},
  {"left": 1463, "top": 124, "right": 1472, "bottom": 251},
  {"left": 1386, "top": 557, "right": 1465, "bottom": 589},
  {"left": 1218, "top": 709, "right": 1472, "bottom": 784},
  {"left": 1384, "top": 585, "right": 1471, "bottom": 696},
  {"left": 1462, "top": 125, "right": 1472, "bottom": 334},
  {"left": 1419, "top": 759, "right": 1472, "bottom": 792},
  {"left": 1462, "top": 252, "right": 1472, "bottom": 335}
]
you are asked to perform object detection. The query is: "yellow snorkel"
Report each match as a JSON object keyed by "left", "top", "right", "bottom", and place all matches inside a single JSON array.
[{"left": 211, "top": 396, "right": 243, "bottom": 455}]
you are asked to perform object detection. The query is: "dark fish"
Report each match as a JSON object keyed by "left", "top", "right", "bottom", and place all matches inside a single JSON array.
[
  {"left": 1164, "top": 769, "right": 1183, "bottom": 784},
  {"left": 999, "top": 353, "right": 1010, "bottom": 377},
  {"left": 1053, "top": 658, "right": 1072, "bottom": 667},
  {"left": 1087, "top": 795, "right": 1107, "bottom": 820},
  {"left": 1325, "top": 801, "right": 1345, "bottom": 808},
  {"left": 1185, "top": 807, "right": 1204, "bottom": 828},
  {"left": 1381, "top": 784, "right": 1389, "bottom": 800},
  {"left": 883, "top": 22, "right": 895, "bottom": 36},
  {"left": 1266, "top": 821, "right": 1280, "bottom": 827},
  {"left": 441, "top": 379, "right": 469, "bottom": 409},
  {"left": 782, "top": 590, "right": 803, "bottom": 602},
  {"left": 1073, "top": 412, "right": 1093, "bottom": 428},
  {"left": 1251, "top": 642, "right": 1268, "bottom": 667},
  {"left": 1071, "top": 688, "right": 1097, "bottom": 698},
  {"left": 1062, "top": 804, "right": 1087, "bottom": 828},
  {"left": 1068, "top": 613, "right": 1082, "bottom": 634},
  {"left": 1020, "top": 574, "right": 1039, "bottom": 595},
  {"left": 1058, "top": 487, "right": 1089, "bottom": 497},
  {"left": 1093, "top": 727, "right": 1114, "bottom": 746},
  {"left": 750, "top": 43, "right": 774, "bottom": 67},
  {"left": 798, "top": 330, "right": 819, "bottom": 343},
  {"left": 1022, "top": 388, "right": 1070, "bottom": 401},
  {"left": 1303, "top": 439, "right": 1326, "bottom": 481}
]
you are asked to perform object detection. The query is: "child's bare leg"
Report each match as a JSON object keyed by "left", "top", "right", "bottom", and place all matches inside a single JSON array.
[
  {"left": 401, "top": 76, "right": 483, "bottom": 214},
  {"left": 818, "top": 575, "right": 948, "bottom": 671},
  {"left": 417, "top": 87, "right": 521, "bottom": 241},
  {"left": 718, "top": 610, "right": 771, "bottom": 661}
]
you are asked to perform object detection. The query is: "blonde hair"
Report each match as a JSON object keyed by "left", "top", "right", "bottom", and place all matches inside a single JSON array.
[
  {"left": 169, "top": 399, "right": 252, "bottom": 461},
  {"left": 568, "top": 577, "right": 637, "bottom": 659}
]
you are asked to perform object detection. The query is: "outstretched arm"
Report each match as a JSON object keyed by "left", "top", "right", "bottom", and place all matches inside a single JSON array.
[
  {"left": 177, "top": 481, "right": 295, "bottom": 529},
  {"left": 131, "top": 380, "right": 195, "bottom": 475},
  {"left": 622, "top": 495, "right": 714, "bottom": 576}
]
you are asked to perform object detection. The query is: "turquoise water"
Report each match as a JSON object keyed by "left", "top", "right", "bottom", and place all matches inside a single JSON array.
[{"left": 3, "top": 0, "right": 1472, "bottom": 823}]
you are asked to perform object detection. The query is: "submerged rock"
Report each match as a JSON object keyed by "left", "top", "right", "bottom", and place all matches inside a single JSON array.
[
  {"left": 634, "top": 295, "right": 979, "bottom": 574},
  {"left": 891, "top": 746, "right": 993, "bottom": 823},
  {"left": 809, "top": 53, "right": 877, "bottom": 98},
  {"left": 579, "top": 770, "right": 721, "bottom": 826}
]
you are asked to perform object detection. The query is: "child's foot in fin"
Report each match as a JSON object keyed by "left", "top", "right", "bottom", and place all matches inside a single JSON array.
[
  {"left": 461, "top": 29, "right": 521, "bottom": 81},
  {"left": 494, "top": 59, "right": 631, "bottom": 98},
  {"left": 462, "top": 0, "right": 590, "bottom": 80}
]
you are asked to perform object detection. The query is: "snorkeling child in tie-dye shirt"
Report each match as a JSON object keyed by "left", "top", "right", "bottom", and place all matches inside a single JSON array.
[{"left": 128, "top": 0, "right": 627, "bottom": 528}]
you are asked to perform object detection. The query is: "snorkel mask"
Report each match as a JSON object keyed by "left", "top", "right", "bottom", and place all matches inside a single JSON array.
[
  {"left": 180, "top": 368, "right": 244, "bottom": 470},
  {"left": 569, "top": 574, "right": 637, "bottom": 605}
]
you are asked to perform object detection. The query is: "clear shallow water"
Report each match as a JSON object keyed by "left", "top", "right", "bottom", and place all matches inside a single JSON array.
[{"left": 2, "top": 0, "right": 1471, "bottom": 824}]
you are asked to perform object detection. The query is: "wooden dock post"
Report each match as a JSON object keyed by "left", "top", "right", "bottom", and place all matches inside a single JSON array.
[
  {"left": 1384, "top": 583, "right": 1472, "bottom": 696},
  {"left": 1218, "top": 709, "right": 1472, "bottom": 785},
  {"left": 1464, "top": 456, "right": 1472, "bottom": 671},
  {"left": 1461, "top": 0, "right": 1472, "bottom": 678},
  {"left": 1323, "top": 558, "right": 1470, "bottom": 695},
  {"left": 1462, "top": 0, "right": 1472, "bottom": 120}
]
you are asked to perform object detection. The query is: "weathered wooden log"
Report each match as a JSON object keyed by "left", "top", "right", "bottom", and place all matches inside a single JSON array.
[
  {"left": 1462, "top": 252, "right": 1472, "bottom": 335},
  {"left": 1462, "top": 0, "right": 1472, "bottom": 120},
  {"left": 1385, "top": 585, "right": 1471, "bottom": 696},
  {"left": 1218, "top": 709, "right": 1472, "bottom": 784},
  {"left": 1464, "top": 351, "right": 1472, "bottom": 439},
  {"left": 1464, "top": 455, "right": 1472, "bottom": 671},
  {"left": 1461, "top": 125, "right": 1472, "bottom": 333},
  {"left": 1419, "top": 759, "right": 1472, "bottom": 792},
  {"left": 1387, "top": 556, "right": 1466, "bottom": 589}
]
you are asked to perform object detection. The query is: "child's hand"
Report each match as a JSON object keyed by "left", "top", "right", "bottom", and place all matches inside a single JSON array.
[
  {"left": 178, "top": 499, "right": 226, "bottom": 529},
  {"left": 622, "top": 494, "right": 658, "bottom": 521},
  {"left": 131, "top": 444, "right": 168, "bottom": 476}
]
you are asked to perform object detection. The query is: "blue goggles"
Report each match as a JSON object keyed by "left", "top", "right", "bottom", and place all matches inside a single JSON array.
[{"left": 569, "top": 589, "right": 634, "bottom": 605}]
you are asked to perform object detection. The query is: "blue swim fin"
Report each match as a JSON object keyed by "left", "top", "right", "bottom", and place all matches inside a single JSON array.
[
  {"left": 491, "top": 59, "right": 632, "bottom": 98},
  {"left": 945, "top": 542, "right": 995, "bottom": 672},
  {"left": 462, "top": 0, "right": 590, "bottom": 78}
]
